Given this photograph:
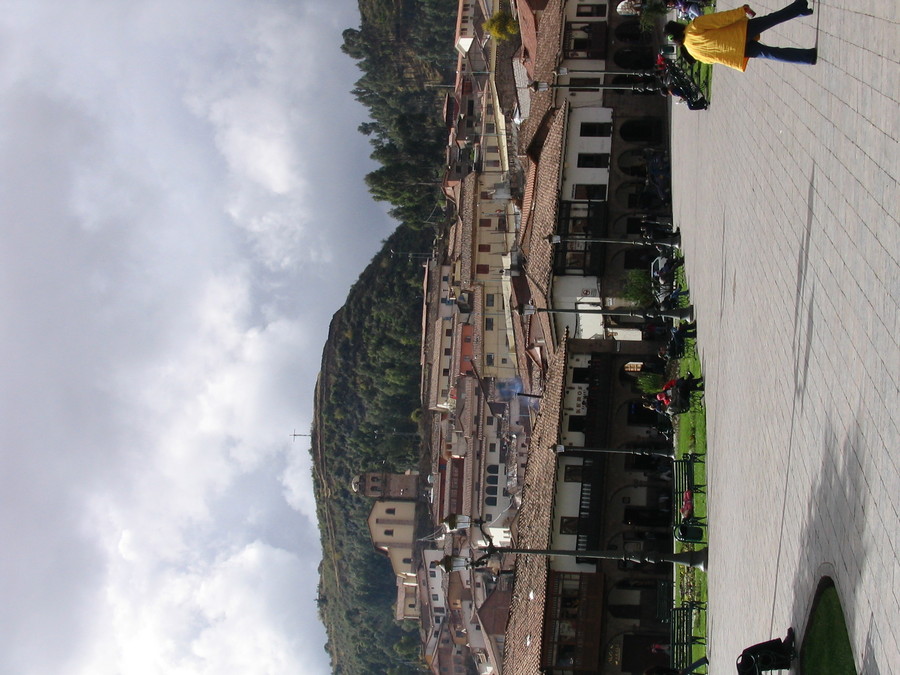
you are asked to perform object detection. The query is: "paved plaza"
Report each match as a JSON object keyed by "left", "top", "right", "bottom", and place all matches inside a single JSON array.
[{"left": 670, "top": 0, "right": 898, "bottom": 671}]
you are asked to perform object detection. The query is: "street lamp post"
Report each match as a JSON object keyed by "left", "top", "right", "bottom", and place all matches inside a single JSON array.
[
  {"left": 441, "top": 518, "right": 707, "bottom": 572},
  {"left": 556, "top": 443, "right": 675, "bottom": 459},
  {"left": 557, "top": 66, "right": 651, "bottom": 77},
  {"left": 529, "top": 79, "right": 659, "bottom": 94},
  {"left": 547, "top": 232, "right": 681, "bottom": 249},
  {"left": 517, "top": 301, "right": 694, "bottom": 323}
]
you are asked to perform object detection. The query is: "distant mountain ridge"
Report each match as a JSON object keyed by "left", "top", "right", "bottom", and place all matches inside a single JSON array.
[{"left": 310, "top": 0, "right": 455, "bottom": 672}]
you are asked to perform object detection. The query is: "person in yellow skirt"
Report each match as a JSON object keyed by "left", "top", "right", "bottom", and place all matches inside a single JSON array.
[{"left": 664, "top": 0, "right": 817, "bottom": 70}]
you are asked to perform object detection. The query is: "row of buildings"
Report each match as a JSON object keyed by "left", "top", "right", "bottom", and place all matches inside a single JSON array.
[{"left": 355, "top": 0, "right": 695, "bottom": 673}]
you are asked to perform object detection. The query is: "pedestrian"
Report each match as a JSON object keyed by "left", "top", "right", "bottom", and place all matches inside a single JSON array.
[
  {"left": 679, "top": 372, "right": 704, "bottom": 392},
  {"left": 674, "top": 321, "right": 697, "bottom": 339},
  {"left": 665, "top": 0, "right": 816, "bottom": 71},
  {"left": 736, "top": 628, "right": 796, "bottom": 672}
]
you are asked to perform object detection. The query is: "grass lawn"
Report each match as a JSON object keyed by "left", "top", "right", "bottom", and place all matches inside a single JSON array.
[
  {"left": 671, "top": 333, "right": 709, "bottom": 665},
  {"left": 799, "top": 580, "right": 857, "bottom": 674},
  {"left": 668, "top": 263, "right": 709, "bottom": 662}
]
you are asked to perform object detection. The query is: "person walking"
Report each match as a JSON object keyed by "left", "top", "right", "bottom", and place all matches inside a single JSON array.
[{"left": 664, "top": 0, "right": 817, "bottom": 71}]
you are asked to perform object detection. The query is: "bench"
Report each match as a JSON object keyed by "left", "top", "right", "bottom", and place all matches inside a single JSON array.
[
  {"left": 657, "top": 580, "right": 675, "bottom": 623},
  {"left": 673, "top": 455, "right": 705, "bottom": 516},
  {"left": 670, "top": 604, "right": 707, "bottom": 672}
]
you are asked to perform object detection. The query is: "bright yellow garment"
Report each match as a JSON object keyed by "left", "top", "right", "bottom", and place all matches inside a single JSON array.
[{"left": 683, "top": 7, "right": 751, "bottom": 71}]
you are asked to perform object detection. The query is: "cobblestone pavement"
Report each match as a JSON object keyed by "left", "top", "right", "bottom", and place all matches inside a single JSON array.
[{"left": 669, "top": 0, "right": 899, "bottom": 671}]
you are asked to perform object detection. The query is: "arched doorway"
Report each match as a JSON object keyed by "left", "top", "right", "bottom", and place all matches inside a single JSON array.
[
  {"left": 613, "top": 47, "right": 656, "bottom": 70},
  {"left": 618, "top": 148, "right": 649, "bottom": 177},
  {"left": 615, "top": 20, "right": 652, "bottom": 44},
  {"left": 620, "top": 118, "right": 665, "bottom": 144}
]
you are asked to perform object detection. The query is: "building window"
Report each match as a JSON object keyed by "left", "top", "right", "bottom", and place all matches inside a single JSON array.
[
  {"left": 478, "top": 244, "right": 491, "bottom": 253},
  {"left": 430, "top": 570, "right": 437, "bottom": 578},
  {"left": 487, "top": 464, "right": 499, "bottom": 474},
  {"left": 487, "top": 475, "right": 499, "bottom": 485},
  {"left": 568, "top": 415, "right": 587, "bottom": 432},
  {"left": 476, "top": 264, "right": 490, "bottom": 274},
  {"left": 445, "top": 328, "right": 452, "bottom": 336},
  {"left": 577, "top": 3, "right": 607, "bottom": 16},
  {"left": 386, "top": 508, "right": 396, "bottom": 515},
  {"left": 384, "top": 529, "right": 394, "bottom": 536},
  {"left": 485, "top": 318, "right": 494, "bottom": 331},
  {"left": 432, "top": 594, "right": 439, "bottom": 601},
  {"left": 485, "top": 294, "right": 495, "bottom": 307},
  {"left": 560, "top": 517, "right": 581, "bottom": 535},
  {"left": 403, "top": 557, "right": 412, "bottom": 564},
  {"left": 564, "top": 465, "right": 585, "bottom": 482},
  {"left": 486, "top": 497, "right": 498, "bottom": 506},
  {"left": 572, "top": 367, "right": 591, "bottom": 384},
  {"left": 577, "top": 153, "right": 610, "bottom": 168},
  {"left": 486, "top": 353, "right": 495, "bottom": 366},
  {"left": 573, "top": 184, "right": 608, "bottom": 200},
  {"left": 479, "top": 218, "right": 492, "bottom": 227},
  {"left": 566, "top": 22, "right": 608, "bottom": 59},
  {"left": 489, "top": 443, "right": 497, "bottom": 453},
  {"left": 580, "top": 122, "right": 612, "bottom": 137},
  {"left": 486, "top": 416, "right": 495, "bottom": 425}
]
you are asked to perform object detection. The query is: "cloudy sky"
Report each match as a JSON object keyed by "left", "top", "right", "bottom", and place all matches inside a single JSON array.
[{"left": 0, "top": 1, "right": 397, "bottom": 673}]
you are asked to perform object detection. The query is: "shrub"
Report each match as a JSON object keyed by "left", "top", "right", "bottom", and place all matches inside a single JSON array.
[
  {"left": 484, "top": 11, "right": 519, "bottom": 40},
  {"left": 636, "top": 372, "right": 665, "bottom": 394},
  {"left": 623, "top": 268, "right": 655, "bottom": 306}
]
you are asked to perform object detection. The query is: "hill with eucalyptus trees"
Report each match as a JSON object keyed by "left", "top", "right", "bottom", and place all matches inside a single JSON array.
[{"left": 311, "top": 0, "right": 455, "bottom": 672}]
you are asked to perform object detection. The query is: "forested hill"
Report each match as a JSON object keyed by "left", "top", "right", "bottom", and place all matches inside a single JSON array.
[{"left": 311, "top": 0, "right": 456, "bottom": 672}]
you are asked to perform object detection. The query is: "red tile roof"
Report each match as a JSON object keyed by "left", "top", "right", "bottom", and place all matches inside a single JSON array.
[{"left": 502, "top": 333, "right": 567, "bottom": 674}]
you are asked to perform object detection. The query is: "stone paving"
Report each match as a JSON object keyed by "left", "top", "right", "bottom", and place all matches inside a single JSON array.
[{"left": 669, "top": 0, "right": 899, "bottom": 671}]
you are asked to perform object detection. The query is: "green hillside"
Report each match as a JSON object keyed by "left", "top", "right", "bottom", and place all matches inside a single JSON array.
[{"left": 311, "top": 0, "right": 455, "bottom": 672}]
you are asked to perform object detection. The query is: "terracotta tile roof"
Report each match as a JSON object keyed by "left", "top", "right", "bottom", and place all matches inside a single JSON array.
[
  {"left": 514, "top": 0, "right": 539, "bottom": 81},
  {"left": 518, "top": 100, "right": 566, "bottom": 289},
  {"left": 516, "top": 100, "right": 566, "bottom": 352},
  {"left": 502, "top": 333, "right": 567, "bottom": 675},
  {"left": 477, "top": 585, "right": 513, "bottom": 635},
  {"left": 516, "top": 0, "right": 563, "bottom": 153},
  {"left": 510, "top": 274, "right": 539, "bottom": 394},
  {"left": 518, "top": 156, "right": 538, "bottom": 240},
  {"left": 458, "top": 173, "right": 478, "bottom": 284}
]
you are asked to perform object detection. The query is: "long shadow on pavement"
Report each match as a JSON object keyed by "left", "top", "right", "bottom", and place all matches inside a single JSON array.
[{"left": 787, "top": 411, "right": 873, "bottom": 672}]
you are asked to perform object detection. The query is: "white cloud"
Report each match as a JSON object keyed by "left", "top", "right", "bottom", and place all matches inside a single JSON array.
[{"left": 0, "top": 0, "right": 392, "bottom": 673}]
